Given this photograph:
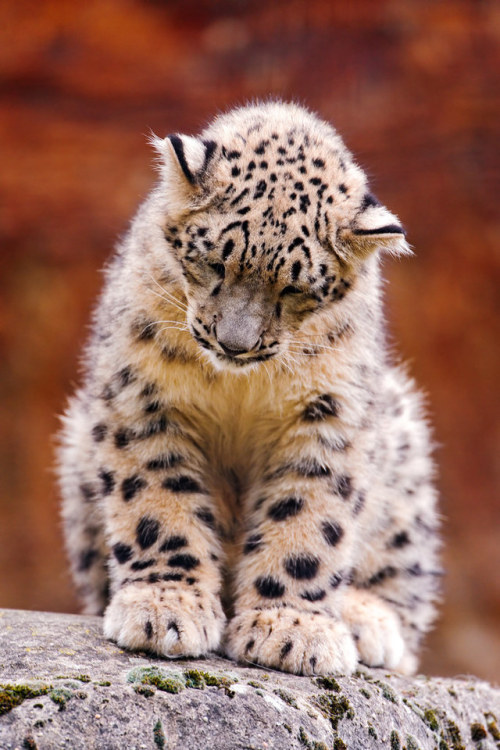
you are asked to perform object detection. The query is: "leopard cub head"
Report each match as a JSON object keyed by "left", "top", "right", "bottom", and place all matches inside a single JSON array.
[{"left": 151, "top": 102, "right": 410, "bottom": 371}]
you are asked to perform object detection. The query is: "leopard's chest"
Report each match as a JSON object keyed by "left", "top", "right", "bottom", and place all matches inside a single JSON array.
[
  {"left": 181, "top": 366, "right": 297, "bottom": 480},
  {"left": 138, "top": 334, "right": 355, "bottom": 485}
]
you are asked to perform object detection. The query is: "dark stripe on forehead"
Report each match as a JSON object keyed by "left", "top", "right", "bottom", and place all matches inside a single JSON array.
[
  {"left": 288, "top": 237, "right": 304, "bottom": 253},
  {"left": 221, "top": 220, "right": 244, "bottom": 235},
  {"left": 230, "top": 188, "right": 250, "bottom": 207},
  {"left": 223, "top": 239, "right": 235, "bottom": 259},
  {"left": 219, "top": 220, "right": 250, "bottom": 263},
  {"left": 291, "top": 261, "right": 302, "bottom": 280}
]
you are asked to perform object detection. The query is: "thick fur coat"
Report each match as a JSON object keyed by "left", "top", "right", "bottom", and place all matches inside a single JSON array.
[{"left": 57, "top": 102, "right": 440, "bottom": 675}]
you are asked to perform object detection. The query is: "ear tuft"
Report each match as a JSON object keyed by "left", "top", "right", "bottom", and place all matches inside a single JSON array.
[
  {"left": 342, "top": 196, "right": 412, "bottom": 258},
  {"left": 150, "top": 133, "right": 217, "bottom": 217}
]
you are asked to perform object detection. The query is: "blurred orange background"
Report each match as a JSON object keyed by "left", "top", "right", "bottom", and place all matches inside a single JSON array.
[{"left": 0, "top": 0, "right": 498, "bottom": 682}]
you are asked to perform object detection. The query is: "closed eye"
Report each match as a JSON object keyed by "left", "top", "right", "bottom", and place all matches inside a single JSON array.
[{"left": 280, "top": 285, "right": 303, "bottom": 297}]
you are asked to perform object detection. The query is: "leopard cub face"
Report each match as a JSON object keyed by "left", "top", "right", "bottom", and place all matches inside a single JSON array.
[
  {"left": 153, "top": 102, "right": 409, "bottom": 371},
  {"left": 168, "top": 215, "right": 344, "bottom": 371}
]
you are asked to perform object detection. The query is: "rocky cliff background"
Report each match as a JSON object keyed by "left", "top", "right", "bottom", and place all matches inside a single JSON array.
[{"left": 0, "top": 0, "right": 498, "bottom": 682}]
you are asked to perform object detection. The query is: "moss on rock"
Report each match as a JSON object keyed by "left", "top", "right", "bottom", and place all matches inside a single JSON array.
[
  {"left": 314, "top": 693, "right": 354, "bottom": 731},
  {"left": 423, "top": 708, "right": 439, "bottom": 732},
  {"left": 470, "top": 722, "right": 487, "bottom": 741},
  {"left": 0, "top": 683, "right": 51, "bottom": 716},
  {"left": 153, "top": 719, "right": 166, "bottom": 749},
  {"left": 390, "top": 729, "right": 401, "bottom": 749},
  {"left": 128, "top": 667, "right": 184, "bottom": 694},
  {"left": 442, "top": 717, "right": 465, "bottom": 750},
  {"left": 274, "top": 688, "right": 299, "bottom": 708},
  {"left": 49, "top": 687, "right": 74, "bottom": 710},
  {"left": 313, "top": 676, "right": 340, "bottom": 692},
  {"left": 126, "top": 665, "right": 237, "bottom": 697},
  {"left": 486, "top": 712, "right": 500, "bottom": 741},
  {"left": 405, "top": 735, "right": 420, "bottom": 750},
  {"left": 298, "top": 725, "right": 329, "bottom": 750}
]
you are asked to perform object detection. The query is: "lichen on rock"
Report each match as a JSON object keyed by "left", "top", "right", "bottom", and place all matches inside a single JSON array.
[{"left": 0, "top": 609, "right": 499, "bottom": 750}]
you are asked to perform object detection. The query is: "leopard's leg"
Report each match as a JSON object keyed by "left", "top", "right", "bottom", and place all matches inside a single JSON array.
[
  {"left": 68, "top": 394, "right": 227, "bottom": 657},
  {"left": 344, "top": 483, "right": 441, "bottom": 675},
  {"left": 58, "top": 393, "right": 110, "bottom": 615},
  {"left": 342, "top": 374, "right": 441, "bottom": 674},
  {"left": 225, "top": 393, "right": 362, "bottom": 675}
]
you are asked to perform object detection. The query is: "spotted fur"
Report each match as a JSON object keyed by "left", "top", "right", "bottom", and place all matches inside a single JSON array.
[{"left": 57, "top": 101, "right": 440, "bottom": 675}]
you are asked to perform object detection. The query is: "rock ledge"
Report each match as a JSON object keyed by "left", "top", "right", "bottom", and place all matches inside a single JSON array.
[{"left": 0, "top": 609, "right": 499, "bottom": 749}]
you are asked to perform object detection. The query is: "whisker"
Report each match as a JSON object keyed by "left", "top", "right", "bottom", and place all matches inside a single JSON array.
[
  {"left": 148, "top": 288, "right": 186, "bottom": 312},
  {"left": 137, "top": 321, "right": 158, "bottom": 338},
  {"left": 154, "top": 319, "right": 190, "bottom": 327},
  {"left": 262, "top": 361, "right": 273, "bottom": 389},
  {"left": 159, "top": 289, "right": 188, "bottom": 311},
  {"left": 279, "top": 355, "right": 295, "bottom": 376},
  {"left": 285, "top": 353, "right": 302, "bottom": 370},
  {"left": 148, "top": 288, "right": 188, "bottom": 315},
  {"left": 156, "top": 326, "right": 190, "bottom": 335},
  {"left": 146, "top": 272, "right": 188, "bottom": 307},
  {"left": 146, "top": 273, "right": 188, "bottom": 312}
]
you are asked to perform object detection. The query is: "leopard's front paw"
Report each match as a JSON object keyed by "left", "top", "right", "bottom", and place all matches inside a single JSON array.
[
  {"left": 104, "top": 583, "right": 225, "bottom": 657},
  {"left": 342, "top": 589, "right": 409, "bottom": 671},
  {"left": 225, "top": 608, "right": 357, "bottom": 675}
]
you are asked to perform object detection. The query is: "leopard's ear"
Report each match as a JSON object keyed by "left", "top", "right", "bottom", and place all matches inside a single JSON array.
[
  {"left": 339, "top": 193, "right": 412, "bottom": 259},
  {"left": 150, "top": 133, "right": 217, "bottom": 215}
]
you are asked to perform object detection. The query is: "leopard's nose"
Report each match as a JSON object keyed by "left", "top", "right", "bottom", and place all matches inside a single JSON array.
[{"left": 215, "top": 321, "right": 261, "bottom": 356}]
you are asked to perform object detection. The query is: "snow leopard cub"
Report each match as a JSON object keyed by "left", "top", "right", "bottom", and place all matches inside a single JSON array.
[{"left": 57, "top": 101, "right": 440, "bottom": 676}]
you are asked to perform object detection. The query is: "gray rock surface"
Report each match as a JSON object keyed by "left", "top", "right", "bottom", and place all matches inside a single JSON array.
[{"left": 0, "top": 609, "right": 499, "bottom": 750}]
